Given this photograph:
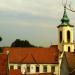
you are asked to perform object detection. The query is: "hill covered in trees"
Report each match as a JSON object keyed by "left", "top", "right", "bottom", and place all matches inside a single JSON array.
[{"left": 11, "top": 39, "right": 42, "bottom": 48}]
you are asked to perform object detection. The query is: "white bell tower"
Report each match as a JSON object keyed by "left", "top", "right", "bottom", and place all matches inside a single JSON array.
[{"left": 57, "top": 6, "right": 74, "bottom": 52}]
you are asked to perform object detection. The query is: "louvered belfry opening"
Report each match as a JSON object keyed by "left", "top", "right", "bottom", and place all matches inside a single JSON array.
[{"left": 67, "top": 30, "right": 70, "bottom": 43}]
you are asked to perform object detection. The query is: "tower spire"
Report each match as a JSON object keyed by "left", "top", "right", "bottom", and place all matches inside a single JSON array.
[{"left": 61, "top": 5, "right": 70, "bottom": 25}]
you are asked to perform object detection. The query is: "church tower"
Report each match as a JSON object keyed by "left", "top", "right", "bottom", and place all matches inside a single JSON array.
[{"left": 57, "top": 6, "right": 74, "bottom": 52}]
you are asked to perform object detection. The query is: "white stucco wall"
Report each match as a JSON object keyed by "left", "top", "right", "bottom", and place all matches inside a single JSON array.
[
  {"left": 58, "top": 26, "right": 73, "bottom": 43},
  {"left": 9, "top": 64, "right": 59, "bottom": 75},
  {"left": 58, "top": 26, "right": 74, "bottom": 52},
  {"left": 63, "top": 44, "right": 74, "bottom": 52},
  {"left": 9, "top": 64, "right": 18, "bottom": 70}
]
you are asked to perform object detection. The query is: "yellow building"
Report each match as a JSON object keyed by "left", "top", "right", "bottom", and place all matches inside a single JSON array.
[{"left": 57, "top": 6, "right": 74, "bottom": 52}]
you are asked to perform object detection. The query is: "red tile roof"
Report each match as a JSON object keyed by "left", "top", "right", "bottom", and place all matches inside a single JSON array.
[
  {"left": 0, "top": 53, "right": 7, "bottom": 75},
  {"left": 9, "top": 69, "right": 22, "bottom": 75},
  {"left": 66, "top": 52, "right": 75, "bottom": 71},
  {"left": 3, "top": 46, "right": 59, "bottom": 64}
]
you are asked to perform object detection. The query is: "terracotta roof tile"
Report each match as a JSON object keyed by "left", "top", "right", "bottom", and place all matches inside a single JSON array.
[
  {"left": 9, "top": 69, "right": 22, "bottom": 75},
  {"left": 66, "top": 52, "right": 75, "bottom": 71},
  {"left": 0, "top": 53, "right": 7, "bottom": 75},
  {"left": 3, "top": 46, "right": 59, "bottom": 64}
]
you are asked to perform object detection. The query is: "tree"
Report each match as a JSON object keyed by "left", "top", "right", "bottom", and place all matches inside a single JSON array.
[
  {"left": 11, "top": 39, "right": 37, "bottom": 47},
  {"left": 11, "top": 39, "right": 21, "bottom": 47},
  {"left": 0, "top": 37, "right": 2, "bottom": 41}
]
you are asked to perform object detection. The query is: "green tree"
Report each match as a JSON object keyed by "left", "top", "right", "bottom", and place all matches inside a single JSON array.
[{"left": 11, "top": 39, "right": 37, "bottom": 47}]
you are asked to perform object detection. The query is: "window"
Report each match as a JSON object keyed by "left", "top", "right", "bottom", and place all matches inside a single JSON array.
[
  {"left": 51, "top": 66, "right": 55, "bottom": 73},
  {"left": 10, "top": 65, "right": 13, "bottom": 69},
  {"left": 43, "top": 65, "right": 47, "bottom": 72},
  {"left": 27, "top": 65, "right": 30, "bottom": 72},
  {"left": 36, "top": 65, "right": 39, "bottom": 72},
  {"left": 68, "top": 46, "right": 70, "bottom": 52},
  {"left": 67, "top": 30, "right": 70, "bottom": 43},
  {"left": 18, "top": 65, "right": 21, "bottom": 69},
  {"left": 60, "top": 31, "right": 62, "bottom": 43}
]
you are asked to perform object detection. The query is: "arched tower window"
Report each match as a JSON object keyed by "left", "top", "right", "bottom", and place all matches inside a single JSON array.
[
  {"left": 60, "top": 31, "right": 62, "bottom": 43},
  {"left": 68, "top": 46, "right": 70, "bottom": 52},
  {"left": 67, "top": 30, "right": 70, "bottom": 43}
]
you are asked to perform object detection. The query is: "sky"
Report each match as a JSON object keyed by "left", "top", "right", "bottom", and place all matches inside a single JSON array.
[{"left": 0, "top": 0, "right": 75, "bottom": 47}]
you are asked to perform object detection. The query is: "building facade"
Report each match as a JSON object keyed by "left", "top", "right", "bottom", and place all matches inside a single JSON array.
[
  {"left": 3, "top": 46, "right": 59, "bottom": 75},
  {"left": 9, "top": 64, "right": 59, "bottom": 75}
]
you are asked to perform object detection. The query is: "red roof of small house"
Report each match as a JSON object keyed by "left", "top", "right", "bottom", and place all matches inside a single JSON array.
[
  {"left": 3, "top": 46, "right": 59, "bottom": 64},
  {"left": 0, "top": 53, "right": 7, "bottom": 75}
]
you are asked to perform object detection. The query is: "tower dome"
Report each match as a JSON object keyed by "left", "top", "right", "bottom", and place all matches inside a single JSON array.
[{"left": 61, "top": 6, "right": 70, "bottom": 25}]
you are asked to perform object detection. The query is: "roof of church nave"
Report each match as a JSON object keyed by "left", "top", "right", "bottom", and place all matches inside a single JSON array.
[
  {"left": 66, "top": 52, "right": 75, "bottom": 72},
  {"left": 3, "top": 45, "right": 59, "bottom": 64}
]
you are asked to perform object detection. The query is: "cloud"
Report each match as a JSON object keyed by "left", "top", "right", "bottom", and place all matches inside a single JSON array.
[
  {"left": 0, "top": 0, "right": 62, "bottom": 17},
  {"left": 0, "top": 0, "right": 75, "bottom": 47}
]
